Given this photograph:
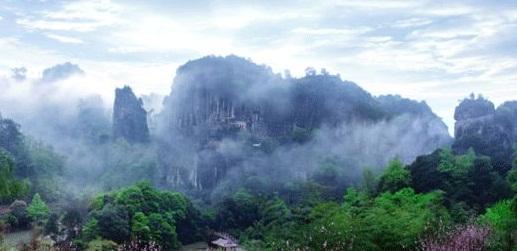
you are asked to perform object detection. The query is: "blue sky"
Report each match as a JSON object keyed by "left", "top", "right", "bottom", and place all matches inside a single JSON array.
[{"left": 1, "top": 0, "right": 516, "bottom": 132}]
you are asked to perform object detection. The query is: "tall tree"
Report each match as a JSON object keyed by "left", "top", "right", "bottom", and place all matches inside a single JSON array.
[
  {"left": 378, "top": 158, "right": 411, "bottom": 193},
  {"left": 27, "top": 193, "right": 50, "bottom": 223}
]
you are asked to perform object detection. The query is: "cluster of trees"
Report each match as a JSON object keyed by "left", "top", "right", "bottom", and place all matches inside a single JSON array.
[
  {"left": 0, "top": 193, "right": 50, "bottom": 232},
  {"left": 411, "top": 148, "right": 512, "bottom": 214},
  {"left": 79, "top": 182, "right": 205, "bottom": 250}
]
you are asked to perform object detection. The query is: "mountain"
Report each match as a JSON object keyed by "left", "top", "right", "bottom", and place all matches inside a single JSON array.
[{"left": 156, "top": 55, "right": 452, "bottom": 192}]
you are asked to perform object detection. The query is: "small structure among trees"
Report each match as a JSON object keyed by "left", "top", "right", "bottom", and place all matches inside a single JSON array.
[{"left": 209, "top": 232, "right": 239, "bottom": 250}]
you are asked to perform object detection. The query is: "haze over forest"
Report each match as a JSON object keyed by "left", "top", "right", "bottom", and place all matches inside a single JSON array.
[{"left": 0, "top": 1, "right": 516, "bottom": 251}]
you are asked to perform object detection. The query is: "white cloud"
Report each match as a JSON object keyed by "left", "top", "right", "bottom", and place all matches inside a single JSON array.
[
  {"left": 391, "top": 18, "right": 432, "bottom": 28},
  {"left": 292, "top": 27, "right": 371, "bottom": 36},
  {"left": 212, "top": 9, "right": 289, "bottom": 29},
  {"left": 46, "top": 34, "right": 84, "bottom": 44},
  {"left": 108, "top": 16, "right": 234, "bottom": 55},
  {"left": 329, "top": 0, "right": 423, "bottom": 9},
  {"left": 420, "top": 4, "right": 478, "bottom": 17},
  {"left": 17, "top": 0, "right": 122, "bottom": 32}
]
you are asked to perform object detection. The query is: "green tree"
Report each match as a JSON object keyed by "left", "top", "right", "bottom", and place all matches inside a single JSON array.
[
  {"left": 176, "top": 201, "right": 206, "bottom": 245},
  {"left": 410, "top": 148, "right": 510, "bottom": 212},
  {"left": 480, "top": 200, "right": 517, "bottom": 251},
  {"left": 302, "top": 202, "right": 372, "bottom": 250},
  {"left": 27, "top": 193, "right": 50, "bottom": 223},
  {"left": 0, "top": 150, "right": 29, "bottom": 203},
  {"left": 378, "top": 158, "right": 411, "bottom": 193},
  {"left": 259, "top": 197, "right": 290, "bottom": 228},
  {"left": 131, "top": 212, "right": 150, "bottom": 240},
  {"left": 96, "top": 204, "right": 130, "bottom": 243},
  {"left": 82, "top": 218, "right": 100, "bottom": 241},
  {"left": 83, "top": 182, "right": 196, "bottom": 250},
  {"left": 215, "top": 190, "right": 260, "bottom": 231},
  {"left": 468, "top": 157, "right": 511, "bottom": 209},
  {"left": 438, "top": 147, "right": 475, "bottom": 177},
  {"left": 363, "top": 188, "right": 450, "bottom": 250},
  {"left": 148, "top": 213, "right": 178, "bottom": 250}
]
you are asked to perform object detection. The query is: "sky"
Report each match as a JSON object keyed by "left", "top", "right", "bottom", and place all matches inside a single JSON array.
[{"left": 0, "top": 0, "right": 516, "bottom": 133}]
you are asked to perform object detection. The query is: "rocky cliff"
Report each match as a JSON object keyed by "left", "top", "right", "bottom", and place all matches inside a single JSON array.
[
  {"left": 113, "top": 86, "right": 149, "bottom": 143},
  {"left": 453, "top": 95, "right": 515, "bottom": 173}
]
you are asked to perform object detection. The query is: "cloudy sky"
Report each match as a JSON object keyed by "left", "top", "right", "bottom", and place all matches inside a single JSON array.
[{"left": 1, "top": 0, "right": 516, "bottom": 132}]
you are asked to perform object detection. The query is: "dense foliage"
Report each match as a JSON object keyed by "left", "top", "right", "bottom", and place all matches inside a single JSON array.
[
  {"left": 236, "top": 188, "right": 449, "bottom": 251},
  {"left": 197, "top": 147, "right": 516, "bottom": 251},
  {"left": 79, "top": 182, "right": 204, "bottom": 250}
]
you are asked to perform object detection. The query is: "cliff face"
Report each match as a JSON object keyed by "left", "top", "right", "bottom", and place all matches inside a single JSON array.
[
  {"left": 113, "top": 86, "right": 149, "bottom": 143},
  {"left": 453, "top": 96, "right": 514, "bottom": 173},
  {"left": 161, "top": 56, "right": 285, "bottom": 142},
  {"left": 158, "top": 56, "right": 452, "bottom": 191}
]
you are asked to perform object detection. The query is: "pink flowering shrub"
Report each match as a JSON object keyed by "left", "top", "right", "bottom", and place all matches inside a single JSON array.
[{"left": 419, "top": 224, "right": 491, "bottom": 251}]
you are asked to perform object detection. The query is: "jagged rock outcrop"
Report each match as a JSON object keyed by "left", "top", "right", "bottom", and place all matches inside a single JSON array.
[
  {"left": 453, "top": 95, "right": 514, "bottom": 173},
  {"left": 113, "top": 86, "right": 149, "bottom": 143},
  {"left": 158, "top": 55, "right": 452, "bottom": 191}
]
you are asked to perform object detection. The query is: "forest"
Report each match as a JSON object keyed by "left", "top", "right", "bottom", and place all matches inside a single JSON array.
[{"left": 0, "top": 56, "right": 516, "bottom": 251}]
